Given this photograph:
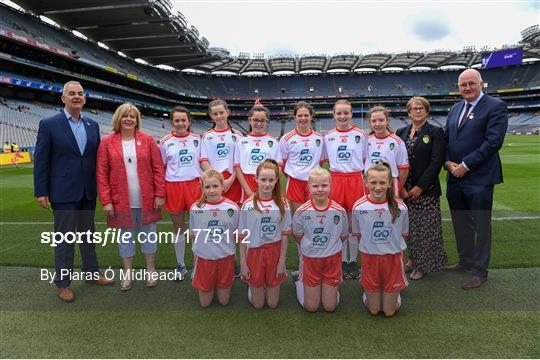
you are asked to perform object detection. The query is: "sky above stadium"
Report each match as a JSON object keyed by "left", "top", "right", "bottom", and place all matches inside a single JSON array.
[{"left": 174, "top": 0, "right": 539, "bottom": 57}]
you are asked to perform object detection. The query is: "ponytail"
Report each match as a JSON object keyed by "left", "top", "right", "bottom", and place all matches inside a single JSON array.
[
  {"left": 253, "top": 159, "right": 285, "bottom": 221},
  {"left": 366, "top": 162, "right": 399, "bottom": 223}
]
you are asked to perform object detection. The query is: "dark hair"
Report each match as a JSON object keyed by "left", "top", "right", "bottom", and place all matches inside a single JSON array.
[
  {"left": 170, "top": 105, "right": 192, "bottom": 132},
  {"left": 293, "top": 101, "right": 314, "bottom": 117},
  {"left": 208, "top": 99, "right": 235, "bottom": 133},
  {"left": 247, "top": 105, "right": 270, "bottom": 133}
]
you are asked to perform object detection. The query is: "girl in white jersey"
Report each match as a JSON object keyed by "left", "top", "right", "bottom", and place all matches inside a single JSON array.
[
  {"left": 235, "top": 105, "right": 282, "bottom": 199},
  {"left": 189, "top": 170, "right": 239, "bottom": 308},
  {"left": 279, "top": 102, "right": 324, "bottom": 213},
  {"left": 366, "top": 106, "right": 409, "bottom": 197},
  {"left": 160, "top": 106, "right": 201, "bottom": 281},
  {"left": 323, "top": 99, "right": 368, "bottom": 280},
  {"left": 201, "top": 99, "right": 243, "bottom": 204},
  {"left": 239, "top": 159, "right": 292, "bottom": 309},
  {"left": 292, "top": 168, "right": 348, "bottom": 312},
  {"left": 351, "top": 162, "right": 409, "bottom": 317}
]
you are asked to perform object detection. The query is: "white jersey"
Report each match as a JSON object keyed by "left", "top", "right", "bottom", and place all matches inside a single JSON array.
[
  {"left": 366, "top": 133, "right": 409, "bottom": 178},
  {"left": 239, "top": 196, "right": 292, "bottom": 248},
  {"left": 279, "top": 129, "right": 324, "bottom": 181},
  {"left": 234, "top": 133, "right": 282, "bottom": 175},
  {"left": 200, "top": 127, "right": 243, "bottom": 173},
  {"left": 351, "top": 196, "right": 408, "bottom": 255},
  {"left": 189, "top": 197, "right": 239, "bottom": 260},
  {"left": 293, "top": 199, "right": 348, "bottom": 258},
  {"left": 323, "top": 126, "right": 368, "bottom": 173},
  {"left": 159, "top": 132, "right": 202, "bottom": 182}
]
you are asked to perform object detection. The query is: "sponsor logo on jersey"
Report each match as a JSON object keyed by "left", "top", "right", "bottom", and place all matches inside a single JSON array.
[
  {"left": 250, "top": 148, "right": 265, "bottom": 165},
  {"left": 178, "top": 149, "right": 194, "bottom": 166},
  {"left": 372, "top": 220, "right": 392, "bottom": 243},
  {"left": 208, "top": 220, "right": 219, "bottom": 227},
  {"left": 216, "top": 143, "right": 229, "bottom": 158},
  {"left": 167, "top": 142, "right": 174, "bottom": 147}
]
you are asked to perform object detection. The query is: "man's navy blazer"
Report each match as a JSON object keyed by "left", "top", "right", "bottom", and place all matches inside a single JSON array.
[
  {"left": 445, "top": 94, "right": 508, "bottom": 185},
  {"left": 34, "top": 110, "right": 100, "bottom": 203}
]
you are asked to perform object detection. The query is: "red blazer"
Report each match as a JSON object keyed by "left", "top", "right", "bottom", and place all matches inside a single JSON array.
[{"left": 97, "top": 131, "right": 165, "bottom": 228}]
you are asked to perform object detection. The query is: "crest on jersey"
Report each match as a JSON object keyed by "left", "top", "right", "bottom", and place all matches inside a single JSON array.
[
  {"left": 315, "top": 139, "right": 321, "bottom": 147},
  {"left": 232, "top": 135, "right": 237, "bottom": 142},
  {"left": 355, "top": 135, "right": 361, "bottom": 144},
  {"left": 333, "top": 215, "right": 340, "bottom": 224},
  {"left": 396, "top": 209, "right": 401, "bottom": 218},
  {"left": 389, "top": 142, "right": 395, "bottom": 150},
  {"left": 227, "top": 208, "right": 234, "bottom": 217},
  {"left": 193, "top": 139, "right": 199, "bottom": 147},
  {"left": 268, "top": 140, "right": 273, "bottom": 148}
]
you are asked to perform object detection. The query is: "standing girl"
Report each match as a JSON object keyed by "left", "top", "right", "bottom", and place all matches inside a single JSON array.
[
  {"left": 189, "top": 170, "right": 239, "bottom": 307},
  {"left": 239, "top": 159, "right": 292, "bottom": 309},
  {"left": 366, "top": 105, "right": 409, "bottom": 198},
  {"left": 279, "top": 102, "right": 324, "bottom": 214},
  {"left": 200, "top": 99, "right": 243, "bottom": 204},
  {"left": 292, "top": 168, "right": 348, "bottom": 312},
  {"left": 323, "top": 99, "right": 368, "bottom": 279},
  {"left": 351, "top": 162, "right": 409, "bottom": 317},
  {"left": 234, "top": 105, "right": 282, "bottom": 198},
  {"left": 160, "top": 106, "right": 202, "bottom": 280}
]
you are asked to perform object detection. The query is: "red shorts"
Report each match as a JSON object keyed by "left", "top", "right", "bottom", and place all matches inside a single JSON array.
[
  {"left": 330, "top": 172, "right": 365, "bottom": 212},
  {"left": 246, "top": 241, "right": 286, "bottom": 288},
  {"left": 165, "top": 179, "right": 202, "bottom": 213},
  {"left": 223, "top": 171, "right": 242, "bottom": 205},
  {"left": 192, "top": 255, "right": 235, "bottom": 292},
  {"left": 244, "top": 174, "right": 257, "bottom": 193},
  {"left": 300, "top": 251, "right": 342, "bottom": 287},
  {"left": 286, "top": 177, "right": 310, "bottom": 204},
  {"left": 359, "top": 252, "right": 408, "bottom": 293}
]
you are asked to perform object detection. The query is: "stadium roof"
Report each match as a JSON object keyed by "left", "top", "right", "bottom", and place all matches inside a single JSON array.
[
  {"left": 10, "top": 0, "right": 218, "bottom": 68},
  {"left": 8, "top": 0, "right": 540, "bottom": 74}
]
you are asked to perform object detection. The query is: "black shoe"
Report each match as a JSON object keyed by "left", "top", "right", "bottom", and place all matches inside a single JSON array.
[
  {"left": 342, "top": 262, "right": 350, "bottom": 279},
  {"left": 462, "top": 276, "right": 488, "bottom": 290},
  {"left": 445, "top": 263, "right": 472, "bottom": 272},
  {"left": 349, "top": 261, "right": 360, "bottom": 279}
]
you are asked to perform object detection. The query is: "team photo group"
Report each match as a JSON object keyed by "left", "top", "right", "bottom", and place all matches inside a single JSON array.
[{"left": 33, "top": 68, "right": 508, "bottom": 316}]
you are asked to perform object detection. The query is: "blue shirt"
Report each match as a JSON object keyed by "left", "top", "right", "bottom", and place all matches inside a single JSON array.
[{"left": 64, "top": 108, "right": 87, "bottom": 155}]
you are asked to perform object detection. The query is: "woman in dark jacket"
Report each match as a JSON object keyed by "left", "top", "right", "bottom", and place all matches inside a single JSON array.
[{"left": 396, "top": 97, "right": 448, "bottom": 280}]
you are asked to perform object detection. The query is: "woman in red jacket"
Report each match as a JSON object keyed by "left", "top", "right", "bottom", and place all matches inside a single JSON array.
[{"left": 97, "top": 103, "right": 165, "bottom": 291}]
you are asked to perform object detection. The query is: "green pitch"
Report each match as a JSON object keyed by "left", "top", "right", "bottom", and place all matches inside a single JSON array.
[{"left": 0, "top": 135, "right": 539, "bottom": 358}]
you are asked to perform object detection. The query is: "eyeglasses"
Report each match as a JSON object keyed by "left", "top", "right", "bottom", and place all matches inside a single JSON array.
[
  {"left": 409, "top": 107, "right": 426, "bottom": 113},
  {"left": 251, "top": 119, "right": 267, "bottom": 124}
]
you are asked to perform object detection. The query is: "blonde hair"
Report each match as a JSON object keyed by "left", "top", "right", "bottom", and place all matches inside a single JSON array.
[
  {"left": 308, "top": 167, "right": 331, "bottom": 184},
  {"left": 253, "top": 159, "right": 286, "bottom": 220},
  {"left": 365, "top": 162, "right": 399, "bottom": 223},
  {"left": 195, "top": 169, "right": 224, "bottom": 208},
  {"left": 112, "top": 103, "right": 141, "bottom": 132},
  {"left": 332, "top": 99, "right": 352, "bottom": 113}
]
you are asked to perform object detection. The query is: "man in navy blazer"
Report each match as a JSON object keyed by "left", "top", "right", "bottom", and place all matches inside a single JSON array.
[
  {"left": 34, "top": 81, "right": 113, "bottom": 302},
  {"left": 444, "top": 69, "right": 508, "bottom": 289}
]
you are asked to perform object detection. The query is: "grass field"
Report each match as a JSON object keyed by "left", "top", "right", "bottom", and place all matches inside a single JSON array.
[{"left": 0, "top": 135, "right": 539, "bottom": 358}]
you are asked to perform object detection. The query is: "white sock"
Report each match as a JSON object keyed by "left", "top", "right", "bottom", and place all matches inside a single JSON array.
[
  {"left": 362, "top": 292, "right": 368, "bottom": 307},
  {"left": 336, "top": 291, "right": 340, "bottom": 305},
  {"left": 174, "top": 233, "right": 186, "bottom": 267},
  {"left": 396, "top": 293, "right": 402, "bottom": 310},
  {"left": 295, "top": 279, "right": 304, "bottom": 307},
  {"left": 342, "top": 239, "right": 349, "bottom": 262},
  {"left": 348, "top": 234, "right": 359, "bottom": 263},
  {"left": 247, "top": 285, "right": 252, "bottom": 303}
]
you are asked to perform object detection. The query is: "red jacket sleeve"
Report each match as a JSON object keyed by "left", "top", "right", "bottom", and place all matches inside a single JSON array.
[{"left": 149, "top": 136, "right": 166, "bottom": 197}]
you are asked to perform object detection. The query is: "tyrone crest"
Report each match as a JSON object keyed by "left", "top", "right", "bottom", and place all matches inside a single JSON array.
[
  {"left": 227, "top": 208, "right": 234, "bottom": 217},
  {"left": 268, "top": 140, "right": 273, "bottom": 148},
  {"left": 333, "top": 215, "right": 340, "bottom": 224},
  {"left": 389, "top": 143, "right": 395, "bottom": 150},
  {"left": 193, "top": 139, "right": 199, "bottom": 147},
  {"left": 355, "top": 135, "right": 361, "bottom": 144},
  {"left": 315, "top": 139, "right": 321, "bottom": 147}
]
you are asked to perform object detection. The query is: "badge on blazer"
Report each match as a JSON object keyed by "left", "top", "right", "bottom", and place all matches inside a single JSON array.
[
  {"left": 468, "top": 113, "right": 475, "bottom": 120},
  {"left": 355, "top": 135, "right": 361, "bottom": 144},
  {"left": 422, "top": 135, "right": 430, "bottom": 144},
  {"left": 315, "top": 139, "right": 321, "bottom": 147},
  {"left": 268, "top": 140, "right": 273, "bottom": 148},
  {"left": 333, "top": 215, "right": 340, "bottom": 224},
  {"left": 227, "top": 208, "right": 234, "bottom": 217},
  {"left": 136, "top": 141, "right": 141, "bottom": 146},
  {"left": 193, "top": 139, "right": 199, "bottom": 147},
  {"left": 389, "top": 143, "right": 395, "bottom": 150}
]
